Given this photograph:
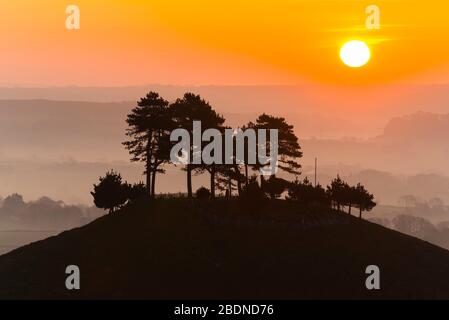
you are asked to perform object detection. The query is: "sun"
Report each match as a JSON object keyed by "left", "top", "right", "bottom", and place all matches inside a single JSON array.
[{"left": 340, "top": 40, "right": 371, "bottom": 68}]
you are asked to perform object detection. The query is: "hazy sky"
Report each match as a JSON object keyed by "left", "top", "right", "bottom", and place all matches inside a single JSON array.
[
  {"left": 2, "top": 0, "right": 449, "bottom": 87},
  {"left": 2, "top": 1, "right": 449, "bottom": 205}
]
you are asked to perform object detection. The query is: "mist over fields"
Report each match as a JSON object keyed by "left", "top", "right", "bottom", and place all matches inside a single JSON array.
[
  {"left": 1, "top": 85, "right": 449, "bottom": 232},
  {"left": 3, "top": 84, "right": 449, "bottom": 136},
  {"left": 0, "top": 193, "right": 104, "bottom": 255}
]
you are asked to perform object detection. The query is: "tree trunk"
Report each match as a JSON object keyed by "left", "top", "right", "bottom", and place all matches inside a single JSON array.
[
  {"left": 146, "top": 132, "right": 153, "bottom": 198},
  {"left": 245, "top": 164, "right": 249, "bottom": 186},
  {"left": 151, "top": 169, "right": 156, "bottom": 198},
  {"left": 146, "top": 167, "right": 152, "bottom": 198},
  {"left": 237, "top": 177, "right": 242, "bottom": 196},
  {"left": 187, "top": 165, "right": 193, "bottom": 198},
  {"left": 150, "top": 131, "right": 161, "bottom": 199},
  {"left": 228, "top": 177, "right": 232, "bottom": 197},
  {"left": 210, "top": 166, "right": 216, "bottom": 199},
  {"left": 260, "top": 175, "right": 265, "bottom": 187},
  {"left": 348, "top": 205, "right": 352, "bottom": 215},
  {"left": 359, "top": 207, "right": 363, "bottom": 219}
]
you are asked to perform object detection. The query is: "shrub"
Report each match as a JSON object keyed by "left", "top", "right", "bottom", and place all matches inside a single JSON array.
[
  {"left": 240, "top": 176, "right": 267, "bottom": 203},
  {"left": 126, "top": 182, "right": 148, "bottom": 202},
  {"left": 91, "top": 170, "right": 128, "bottom": 213},
  {"left": 262, "top": 176, "right": 289, "bottom": 199},
  {"left": 287, "top": 177, "right": 329, "bottom": 207},
  {"left": 196, "top": 187, "right": 211, "bottom": 199}
]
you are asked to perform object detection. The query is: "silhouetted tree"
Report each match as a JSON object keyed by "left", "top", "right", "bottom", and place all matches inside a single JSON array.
[
  {"left": 196, "top": 187, "right": 211, "bottom": 199},
  {"left": 353, "top": 183, "right": 376, "bottom": 219},
  {"left": 123, "top": 92, "right": 172, "bottom": 198},
  {"left": 239, "top": 121, "right": 256, "bottom": 186},
  {"left": 215, "top": 164, "right": 245, "bottom": 197},
  {"left": 240, "top": 176, "right": 267, "bottom": 202},
  {"left": 126, "top": 182, "right": 148, "bottom": 202},
  {"left": 313, "top": 183, "right": 329, "bottom": 206},
  {"left": 287, "top": 177, "right": 328, "bottom": 207},
  {"left": 326, "top": 175, "right": 347, "bottom": 212},
  {"left": 170, "top": 93, "right": 225, "bottom": 198},
  {"left": 214, "top": 128, "right": 246, "bottom": 197},
  {"left": 262, "top": 175, "right": 289, "bottom": 199},
  {"left": 149, "top": 134, "right": 174, "bottom": 196},
  {"left": 252, "top": 114, "right": 302, "bottom": 184},
  {"left": 342, "top": 183, "right": 356, "bottom": 215},
  {"left": 91, "top": 170, "right": 128, "bottom": 214}
]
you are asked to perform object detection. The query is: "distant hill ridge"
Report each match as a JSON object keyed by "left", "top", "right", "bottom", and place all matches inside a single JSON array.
[{"left": 375, "top": 112, "right": 449, "bottom": 144}]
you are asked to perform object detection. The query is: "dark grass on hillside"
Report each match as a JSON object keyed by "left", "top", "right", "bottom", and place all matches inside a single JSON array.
[{"left": 0, "top": 198, "right": 449, "bottom": 299}]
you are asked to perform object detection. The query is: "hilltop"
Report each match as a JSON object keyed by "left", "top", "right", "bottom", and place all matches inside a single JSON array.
[{"left": 0, "top": 199, "right": 449, "bottom": 299}]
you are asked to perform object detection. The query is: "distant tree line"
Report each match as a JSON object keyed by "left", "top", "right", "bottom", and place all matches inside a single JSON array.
[
  {"left": 0, "top": 193, "right": 92, "bottom": 227},
  {"left": 90, "top": 91, "right": 376, "bottom": 219}
]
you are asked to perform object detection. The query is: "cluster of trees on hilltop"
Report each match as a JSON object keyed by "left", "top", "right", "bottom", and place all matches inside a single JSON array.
[
  {"left": 245, "top": 175, "right": 375, "bottom": 218},
  {"left": 121, "top": 91, "right": 301, "bottom": 198},
  {"left": 90, "top": 91, "right": 376, "bottom": 219},
  {"left": 326, "top": 176, "right": 376, "bottom": 219}
]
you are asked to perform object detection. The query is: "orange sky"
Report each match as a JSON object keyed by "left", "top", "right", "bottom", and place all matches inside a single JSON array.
[{"left": 2, "top": 0, "right": 449, "bottom": 86}]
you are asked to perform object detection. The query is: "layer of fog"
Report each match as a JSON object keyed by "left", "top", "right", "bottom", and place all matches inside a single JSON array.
[{"left": 0, "top": 193, "right": 104, "bottom": 230}]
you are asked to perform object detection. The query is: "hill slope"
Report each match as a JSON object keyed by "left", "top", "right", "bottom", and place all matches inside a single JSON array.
[{"left": 0, "top": 199, "right": 449, "bottom": 299}]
